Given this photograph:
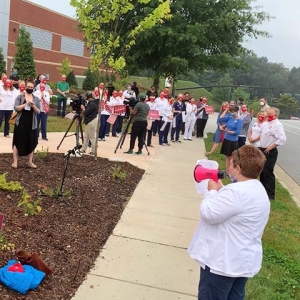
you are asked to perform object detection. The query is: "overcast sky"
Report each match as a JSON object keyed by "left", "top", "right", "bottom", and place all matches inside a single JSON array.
[{"left": 28, "top": 0, "right": 299, "bottom": 69}]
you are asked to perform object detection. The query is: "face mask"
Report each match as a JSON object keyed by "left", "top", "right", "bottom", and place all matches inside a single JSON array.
[
  {"left": 62, "top": 78, "right": 66, "bottom": 82},
  {"left": 169, "top": 101, "right": 174, "bottom": 105},
  {"left": 241, "top": 108, "right": 247, "bottom": 112},
  {"left": 42, "top": 79, "right": 47, "bottom": 84},
  {"left": 26, "top": 88, "right": 34, "bottom": 94},
  {"left": 178, "top": 97, "right": 183, "bottom": 101},
  {"left": 119, "top": 93, "right": 123, "bottom": 97},
  {"left": 202, "top": 101, "right": 207, "bottom": 104},
  {"left": 2, "top": 78, "right": 7, "bottom": 83},
  {"left": 260, "top": 101, "right": 264, "bottom": 106},
  {"left": 5, "top": 83, "right": 11, "bottom": 88},
  {"left": 19, "top": 86, "right": 25, "bottom": 92},
  {"left": 99, "top": 85, "right": 104, "bottom": 89},
  {"left": 150, "top": 97, "right": 155, "bottom": 102},
  {"left": 190, "top": 101, "right": 195, "bottom": 104},
  {"left": 185, "top": 96, "right": 189, "bottom": 100},
  {"left": 40, "top": 86, "right": 45, "bottom": 91},
  {"left": 222, "top": 106, "right": 227, "bottom": 110},
  {"left": 258, "top": 116, "right": 265, "bottom": 122},
  {"left": 113, "top": 93, "right": 118, "bottom": 97},
  {"left": 267, "top": 115, "right": 276, "bottom": 122}
]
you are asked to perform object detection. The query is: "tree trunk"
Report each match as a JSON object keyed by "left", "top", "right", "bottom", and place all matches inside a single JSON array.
[{"left": 153, "top": 72, "right": 160, "bottom": 91}]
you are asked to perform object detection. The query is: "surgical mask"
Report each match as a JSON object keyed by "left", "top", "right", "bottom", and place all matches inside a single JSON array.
[
  {"left": 26, "top": 88, "right": 34, "bottom": 94},
  {"left": 267, "top": 115, "right": 276, "bottom": 122},
  {"left": 258, "top": 116, "right": 265, "bottom": 122},
  {"left": 5, "top": 82, "right": 11, "bottom": 88},
  {"left": 19, "top": 86, "right": 25, "bottom": 92},
  {"left": 40, "top": 86, "right": 45, "bottom": 91},
  {"left": 62, "top": 78, "right": 66, "bottom": 82},
  {"left": 241, "top": 108, "right": 247, "bottom": 112},
  {"left": 260, "top": 101, "right": 264, "bottom": 106}
]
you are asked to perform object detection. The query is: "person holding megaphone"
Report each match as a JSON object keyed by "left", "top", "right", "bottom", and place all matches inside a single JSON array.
[{"left": 189, "top": 145, "right": 270, "bottom": 300}]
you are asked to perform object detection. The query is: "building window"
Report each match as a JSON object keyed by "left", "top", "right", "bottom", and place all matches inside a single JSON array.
[
  {"left": 21, "top": 25, "right": 52, "bottom": 51},
  {"left": 61, "top": 36, "right": 84, "bottom": 57}
]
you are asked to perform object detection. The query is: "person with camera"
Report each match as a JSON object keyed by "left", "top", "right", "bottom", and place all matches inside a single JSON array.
[
  {"left": 189, "top": 145, "right": 270, "bottom": 300},
  {"left": 80, "top": 91, "right": 98, "bottom": 155},
  {"left": 123, "top": 84, "right": 136, "bottom": 118},
  {"left": 219, "top": 104, "right": 243, "bottom": 174},
  {"left": 124, "top": 93, "right": 149, "bottom": 155}
]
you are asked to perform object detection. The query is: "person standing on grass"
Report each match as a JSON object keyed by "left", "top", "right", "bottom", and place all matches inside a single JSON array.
[
  {"left": 219, "top": 105, "right": 242, "bottom": 175},
  {"left": 189, "top": 145, "right": 270, "bottom": 300},
  {"left": 124, "top": 93, "right": 149, "bottom": 155},
  {"left": 238, "top": 104, "right": 252, "bottom": 148},
  {"left": 205, "top": 102, "right": 229, "bottom": 155},
  {"left": 56, "top": 74, "right": 70, "bottom": 118},
  {"left": 259, "top": 107, "right": 286, "bottom": 201}
]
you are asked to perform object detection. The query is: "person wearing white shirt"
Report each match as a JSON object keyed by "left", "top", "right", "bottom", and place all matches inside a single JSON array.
[
  {"left": 159, "top": 98, "right": 173, "bottom": 146},
  {"left": 154, "top": 92, "right": 168, "bottom": 136},
  {"left": 33, "top": 83, "right": 50, "bottom": 141},
  {"left": 184, "top": 98, "right": 197, "bottom": 140},
  {"left": 98, "top": 91, "right": 110, "bottom": 141},
  {"left": 108, "top": 91, "right": 120, "bottom": 137},
  {"left": 0, "top": 79, "right": 18, "bottom": 137},
  {"left": 189, "top": 145, "right": 270, "bottom": 300},
  {"left": 146, "top": 96, "right": 158, "bottom": 147},
  {"left": 116, "top": 90, "right": 125, "bottom": 134},
  {"left": 123, "top": 84, "right": 136, "bottom": 118},
  {"left": 259, "top": 107, "right": 286, "bottom": 201},
  {"left": 247, "top": 111, "right": 266, "bottom": 147}
]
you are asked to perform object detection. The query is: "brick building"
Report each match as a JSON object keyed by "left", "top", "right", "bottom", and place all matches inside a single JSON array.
[{"left": 0, "top": 0, "right": 90, "bottom": 83}]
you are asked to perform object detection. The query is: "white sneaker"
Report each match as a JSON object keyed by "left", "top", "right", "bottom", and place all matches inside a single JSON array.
[{"left": 184, "top": 137, "right": 187, "bottom": 140}]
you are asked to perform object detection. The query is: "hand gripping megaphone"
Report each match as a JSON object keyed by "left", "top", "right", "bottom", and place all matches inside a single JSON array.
[{"left": 194, "top": 165, "right": 227, "bottom": 183}]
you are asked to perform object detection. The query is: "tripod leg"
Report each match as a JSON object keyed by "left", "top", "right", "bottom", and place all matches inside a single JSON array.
[
  {"left": 79, "top": 118, "right": 84, "bottom": 146},
  {"left": 144, "top": 141, "right": 150, "bottom": 156},
  {"left": 57, "top": 117, "right": 76, "bottom": 150},
  {"left": 114, "top": 116, "right": 132, "bottom": 153}
]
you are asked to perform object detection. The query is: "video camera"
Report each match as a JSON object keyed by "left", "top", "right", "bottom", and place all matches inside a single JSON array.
[
  {"left": 70, "top": 94, "right": 86, "bottom": 113},
  {"left": 128, "top": 97, "right": 140, "bottom": 108}
]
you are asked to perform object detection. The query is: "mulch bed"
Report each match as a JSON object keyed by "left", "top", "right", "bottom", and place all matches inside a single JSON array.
[{"left": 0, "top": 152, "right": 144, "bottom": 299}]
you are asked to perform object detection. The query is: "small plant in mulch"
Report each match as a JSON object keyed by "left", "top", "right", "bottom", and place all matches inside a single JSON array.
[
  {"left": 110, "top": 165, "right": 127, "bottom": 180},
  {"left": 35, "top": 146, "right": 49, "bottom": 158},
  {"left": 38, "top": 184, "right": 72, "bottom": 198},
  {"left": 17, "top": 191, "right": 42, "bottom": 217},
  {"left": 0, "top": 173, "right": 23, "bottom": 192},
  {"left": 0, "top": 232, "right": 15, "bottom": 261}
]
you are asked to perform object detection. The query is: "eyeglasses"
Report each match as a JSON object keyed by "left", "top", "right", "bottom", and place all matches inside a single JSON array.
[{"left": 26, "top": 86, "right": 34, "bottom": 89}]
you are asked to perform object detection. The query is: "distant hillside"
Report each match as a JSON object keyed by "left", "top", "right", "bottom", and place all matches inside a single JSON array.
[{"left": 129, "top": 76, "right": 220, "bottom": 109}]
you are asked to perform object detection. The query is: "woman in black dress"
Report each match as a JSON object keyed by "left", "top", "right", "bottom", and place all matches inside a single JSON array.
[{"left": 12, "top": 78, "right": 40, "bottom": 169}]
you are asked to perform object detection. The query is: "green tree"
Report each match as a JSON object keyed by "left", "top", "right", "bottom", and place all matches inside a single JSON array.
[
  {"left": 127, "top": 0, "right": 270, "bottom": 88},
  {"left": 232, "top": 87, "right": 250, "bottom": 103},
  {"left": 66, "top": 70, "right": 78, "bottom": 87},
  {"left": 57, "top": 57, "right": 72, "bottom": 76},
  {"left": 13, "top": 27, "right": 36, "bottom": 79},
  {"left": 273, "top": 95, "right": 299, "bottom": 119},
  {"left": 70, "top": 0, "right": 171, "bottom": 74},
  {"left": 211, "top": 74, "right": 233, "bottom": 103},
  {"left": 82, "top": 67, "right": 96, "bottom": 90},
  {"left": 0, "top": 47, "right": 6, "bottom": 74}
]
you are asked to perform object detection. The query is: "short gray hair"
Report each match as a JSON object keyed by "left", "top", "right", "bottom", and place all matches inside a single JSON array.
[{"left": 269, "top": 107, "right": 280, "bottom": 117}]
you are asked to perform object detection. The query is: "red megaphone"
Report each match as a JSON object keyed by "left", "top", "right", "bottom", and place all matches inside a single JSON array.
[{"left": 194, "top": 165, "right": 227, "bottom": 183}]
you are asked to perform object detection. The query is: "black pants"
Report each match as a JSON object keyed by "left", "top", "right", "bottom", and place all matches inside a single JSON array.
[
  {"left": 196, "top": 119, "right": 208, "bottom": 137},
  {"left": 259, "top": 147, "right": 278, "bottom": 200},
  {"left": 238, "top": 136, "right": 246, "bottom": 148},
  {"left": 146, "top": 122, "right": 153, "bottom": 146},
  {"left": 130, "top": 120, "right": 147, "bottom": 151}
]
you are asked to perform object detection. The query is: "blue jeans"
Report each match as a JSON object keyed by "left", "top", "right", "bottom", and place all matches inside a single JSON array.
[
  {"left": 99, "top": 114, "right": 109, "bottom": 139},
  {"left": 171, "top": 117, "right": 182, "bottom": 141},
  {"left": 57, "top": 97, "right": 67, "bottom": 117},
  {"left": 0, "top": 110, "right": 13, "bottom": 136},
  {"left": 199, "top": 266, "right": 248, "bottom": 300},
  {"left": 37, "top": 112, "right": 48, "bottom": 139}
]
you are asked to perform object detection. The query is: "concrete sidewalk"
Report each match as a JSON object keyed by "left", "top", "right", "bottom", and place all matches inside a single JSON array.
[{"left": 72, "top": 137, "right": 204, "bottom": 299}]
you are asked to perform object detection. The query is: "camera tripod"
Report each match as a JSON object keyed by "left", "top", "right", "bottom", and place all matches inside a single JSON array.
[
  {"left": 57, "top": 112, "right": 84, "bottom": 150},
  {"left": 40, "top": 145, "right": 82, "bottom": 205},
  {"left": 114, "top": 115, "right": 150, "bottom": 155}
]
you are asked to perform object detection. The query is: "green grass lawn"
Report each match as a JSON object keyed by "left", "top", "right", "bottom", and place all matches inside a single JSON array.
[{"left": 204, "top": 133, "right": 300, "bottom": 300}]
